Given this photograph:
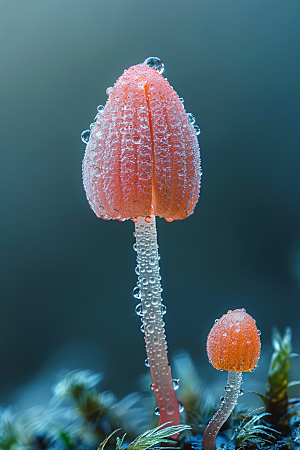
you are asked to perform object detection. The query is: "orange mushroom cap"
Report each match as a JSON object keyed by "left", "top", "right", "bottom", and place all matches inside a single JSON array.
[
  {"left": 82, "top": 60, "right": 201, "bottom": 221},
  {"left": 207, "top": 309, "right": 261, "bottom": 372}
]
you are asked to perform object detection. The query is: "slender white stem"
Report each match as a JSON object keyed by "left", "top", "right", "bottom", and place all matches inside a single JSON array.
[
  {"left": 202, "top": 371, "right": 243, "bottom": 450},
  {"left": 134, "top": 215, "right": 180, "bottom": 427}
]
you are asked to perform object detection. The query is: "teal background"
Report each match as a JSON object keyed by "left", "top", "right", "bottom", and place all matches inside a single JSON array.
[{"left": 1, "top": 0, "right": 300, "bottom": 405}]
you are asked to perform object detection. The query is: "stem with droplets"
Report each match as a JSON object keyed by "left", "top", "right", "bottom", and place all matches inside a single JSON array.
[
  {"left": 134, "top": 215, "right": 180, "bottom": 430},
  {"left": 202, "top": 371, "right": 243, "bottom": 450}
]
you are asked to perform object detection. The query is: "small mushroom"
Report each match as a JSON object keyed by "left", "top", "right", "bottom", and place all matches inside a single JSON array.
[{"left": 202, "top": 308, "right": 261, "bottom": 450}]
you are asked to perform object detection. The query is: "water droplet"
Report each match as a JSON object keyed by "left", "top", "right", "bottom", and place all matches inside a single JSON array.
[
  {"left": 135, "top": 267, "right": 140, "bottom": 275},
  {"left": 224, "top": 385, "right": 231, "bottom": 391},
  {"left": 152, "top": 296, "right": 159, "bottom": 305},
  {"left": 215, "top": 319, "right": 219, "bottom": 324},
  {"left": 90, "top": 123, "right": 95, "bottom": 129},
  {"left": 106, "top": 87, "right": 114, "bottom": 95},
  {"left": 97, "top": 105, "right": 104, "bottom": 112},
  {"left": 194, "top": 125, "right": 201, "bottom": 135},
  {"left": 172, "top": 379, "right": 180, "bottom": 390},
  {"left": 187, "top": 113, "right": 196, "bottom": 125},
  {"left": 135, "top": 74, "right": 147, "bottom": 88},
  {"left": 141, "top": 324, "right": 145, "bottom": 333},
  {"left": 133, "top": 243, "right": 137, "bottom": 251},
  {"left": 154, "top": 406, "right": 160, "bottom": 416},
  {"left": 145, "top": 357, "right": 150, "bottom": 367},
  {"left": 150, "top": 384, "right": 154, "bottom": 390},
  {"left": 179, "top": 98, "right": 184, "bottom": 103},
  {"left": 146, "top": 324, "right": 154, "bottom": 334},
  {"left": 81, "top": 130, "right": 90, "bottom": 144},
  {"left": 257, "top": 330, "right": 261, "bottom": 336},
  {"left": 161, "top": 304, "right": 167, "bottom": 315},
  {"left": 132, "top": 135, "right": 141, "bottom": 144},
  {"left": 135, "top": 303, "right": 143, "bottom": 316},
  {"left": 239, "top": 389, "right": 244, "bottom": 396},
  {"left": 178, "top": 402, "right": 184, "bottom": 413},
  {"left": 166, "top": 404, "right": 174, "bottom": 415},
  {"left": 144, "top": 57, "right": 164, "bottom": 74},
  {"left": 142, "top": 278, "right": 148, "bottom": 286},
  {"left": 133, "top": 286, "right": 141, "bottom": 299},
  {"left": 220, "top": 396, "right": 225, "bottom": 402},
  {"left": 145, "top": 216, "right": 152, "bottom": 223}
]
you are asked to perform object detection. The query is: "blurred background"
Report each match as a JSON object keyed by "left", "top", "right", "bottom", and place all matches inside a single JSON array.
[{"left": 1, "top": 0, "right": 300, "bottom": 409}]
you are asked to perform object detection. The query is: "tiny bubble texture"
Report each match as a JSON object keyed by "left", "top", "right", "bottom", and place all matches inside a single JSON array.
[
  {"left": 206, "top": 309, "right": 261, "bottom": 372},
  {"left": 82, "top": 60, "right": 201, "bottom": 221}
]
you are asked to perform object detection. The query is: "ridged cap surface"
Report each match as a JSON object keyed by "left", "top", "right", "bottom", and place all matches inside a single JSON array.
[
  {"left": 82, "top": 62, "right": 201, "bottom": 221},
  {"left": 207, "top": 309, "right": 261, "bottom": 372}
]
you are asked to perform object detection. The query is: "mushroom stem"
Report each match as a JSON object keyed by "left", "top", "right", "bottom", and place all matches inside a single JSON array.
[
  {"left": 202, "top": 371, "right": 243, "bottom": 450},
  {"left": 134, "top": 215, "right": 180, "bottom": 430}
]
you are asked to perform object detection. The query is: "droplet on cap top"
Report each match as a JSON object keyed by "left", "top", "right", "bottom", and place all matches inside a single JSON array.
[
  {"left": 144, "top": 56, "right": 165, "bottom": 74},
  {"left": 82, "top": 60, "right": 201, "bottom": 221},
  {"left": 207, "top": 309, "right": 261, "bottom": 372}
]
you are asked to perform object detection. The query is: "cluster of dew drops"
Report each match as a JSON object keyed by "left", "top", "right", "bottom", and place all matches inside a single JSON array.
[
  {"left": 132, "top": 222, "right": 184, "bottom": 417},
  {"left": 80, "top": 57, "right": 201, "bottom": 145}
]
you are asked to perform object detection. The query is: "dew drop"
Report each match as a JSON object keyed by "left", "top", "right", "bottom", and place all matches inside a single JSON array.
[
  {"left": 239, "top": 389, "right": 244, "bottom": 396},
  {"left": 220, "top": 396, "right": 225, "bottom": 402},
  {"left": 161, "top": 304, "right": 167, "bottom": 315},
  {"left": 90, "top": 123, "right": 95, "bottom": 130},
  {"left": 145, "top": 357, "right": 150, "bottom": 367},
  {"left": 106, "top": 87, "right": 114, "bottom": 95},
  {"left": 166, "top": 405, "right": 174, "bottom": 415},
  {"left": 178, "top": 402, "right": 184, "bottom": 413},
  {"left": 172, "top": 379, "right": 180, "bottom": 390},
  {"left": 257, "top": 330, "right": 261, "bottom": 336},
  {"left": 215, "top": 319, "right": 219, "bottom": 324},
  {"left": 194, "top": 125, "right": 201, "bottom": 136},
  {"left": 135, "top": 303, "right": 143, "bottom": 316},
  {"left": 150, "top": 384, "right": 154, "bottom": 390},
  {"left": 147, "top": 324, "right": 154, "bottom": 334},
  {"left": 132, "top": 135, "right": 141, "bottom": 144},
  {"left": 187, "top": 113, "right": 196, "bottom": 125},
  {"left": 135, "top": 74, "right": 147, "bottom": 88},
  {"left": 144, "top": 57, "right": 164, "bottom": 74},
  {"left": 133, "top": 243, "right": 137, "bottom": 251},
  {"left": 179, "top": 97, "right": 184, "bottom": 103},
  {"left": 145, "top": 216, "right": 152, "bottom": 223},
  {"left": 133, "top": 286, "right": 141, "bottom": 299},
  {"left": 154, "top": 407, "right": 160, "bottom": 416},
  {"left": 81, "top": 130, "right": 90, "bottom": 144},
  {"left": 135, "top": 266, "right": 140, "bottom": 275},
  {"left": 149, "top": 256, "right": 156, "bottom": 266},
  {"left": 97, "top": 105, "right": 104, "bottom": 112}
]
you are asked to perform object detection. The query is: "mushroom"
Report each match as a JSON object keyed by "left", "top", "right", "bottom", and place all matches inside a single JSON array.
[
  {"left": 82, "top": 57, "right": 202, "bottom": 431},
  {"left": 202, "top": 309, "right": 261, "bottom": 450}
]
